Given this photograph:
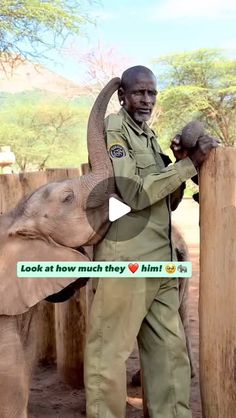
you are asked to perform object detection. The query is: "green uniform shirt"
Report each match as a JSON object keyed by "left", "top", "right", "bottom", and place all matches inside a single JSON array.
[{"left": 94, "top": 108, "right": 197, "bottom": 262}]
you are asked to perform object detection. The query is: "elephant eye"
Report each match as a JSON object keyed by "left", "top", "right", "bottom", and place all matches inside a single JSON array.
[{"left": 62, "top": 192, "right": 74, "bottom": 203}]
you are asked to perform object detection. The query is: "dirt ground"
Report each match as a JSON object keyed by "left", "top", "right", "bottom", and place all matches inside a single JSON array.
[{"left": 29, "top": 198, "right": 202, "bottom": 418}]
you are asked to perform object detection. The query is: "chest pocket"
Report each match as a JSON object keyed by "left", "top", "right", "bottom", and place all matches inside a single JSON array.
[{"left": 135, "top": 153, "right": 158, "bottom": 177}]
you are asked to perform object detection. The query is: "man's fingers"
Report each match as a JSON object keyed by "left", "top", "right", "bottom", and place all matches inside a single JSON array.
[
  {"left": 173, "top": 137, "right": 180, "bottom": 145},
  {"left": 173, "top": 145, "right": 181, "bottom": 151},
  {"left": 171, "top": 138, "right": 181, "bottom": 149},
  {"left": 173, "top": 134, "right": 181, "bottom": 142}
]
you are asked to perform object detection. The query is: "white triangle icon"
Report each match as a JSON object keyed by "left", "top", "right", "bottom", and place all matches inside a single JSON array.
[{"left": 109, "top": 197, "right": 131, "bottom": 222}]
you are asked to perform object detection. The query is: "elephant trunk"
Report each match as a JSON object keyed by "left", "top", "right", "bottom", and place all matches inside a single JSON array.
[
  {"left": 81, "top": 77, "right": 120, "bottom": 208},
  {"left": 87, "top": 77, "right": 121, "bottom": 176}
]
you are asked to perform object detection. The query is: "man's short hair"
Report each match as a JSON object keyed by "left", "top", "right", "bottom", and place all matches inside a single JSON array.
[{"left": 121, "top": 66, "right": 156, "bottom": 90}]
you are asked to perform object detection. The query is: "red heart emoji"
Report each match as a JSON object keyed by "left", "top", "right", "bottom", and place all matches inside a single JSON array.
[{"left": 128, "top": 263, "right": 139, "bottom": 273}]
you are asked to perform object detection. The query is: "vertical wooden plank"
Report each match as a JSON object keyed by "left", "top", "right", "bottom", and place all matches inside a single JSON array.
[
  {"left": 0, "top": 172, "right": 26, "bottom": 213},
  {"left": 55, "top": 286, "right": 87, "bottom": 388},
  {"left": 37, "top": 301, "right": 56, "bottom": 365},
  {"left": 46, "top": 167, "right": 80, "bottom": 182},
  {"left": 199, "top": 147, "right": 236, "bottom": 418}
]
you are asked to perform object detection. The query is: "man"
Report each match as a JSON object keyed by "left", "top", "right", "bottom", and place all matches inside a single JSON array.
[{"left": 84, "top": 65, "right": 217, "bottom": 418}]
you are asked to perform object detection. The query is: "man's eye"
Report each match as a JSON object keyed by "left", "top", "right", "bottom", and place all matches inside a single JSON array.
[
  {"left": 132, "top": 90, "right": 157, "bottom": 97},
  {"left": 149, "top": 91, "right": 158, "bottom": 97}
]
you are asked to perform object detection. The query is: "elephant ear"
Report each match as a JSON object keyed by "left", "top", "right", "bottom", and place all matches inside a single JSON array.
[{"left": 0, "top": 235, "right": 90, "bottom": 315}]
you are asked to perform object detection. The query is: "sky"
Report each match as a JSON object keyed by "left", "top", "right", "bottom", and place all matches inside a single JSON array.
[{"left": 43, "top": 0, "right": 236, "bottom": 84}]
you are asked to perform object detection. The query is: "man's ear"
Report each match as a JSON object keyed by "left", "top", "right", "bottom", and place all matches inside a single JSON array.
[{"left": 118, "top": 87, "right": 125, "bottom": 105}]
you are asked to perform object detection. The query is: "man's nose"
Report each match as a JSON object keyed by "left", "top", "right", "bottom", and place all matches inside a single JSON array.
[{"left": 141, "top": 92, "right": 152, "bottom": 104}]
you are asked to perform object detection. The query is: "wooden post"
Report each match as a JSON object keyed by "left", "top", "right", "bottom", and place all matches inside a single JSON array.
[
  {"left": 55, "top": 286, "right": 87, "bottom": 388},
  {"left": 37, "top": 301, "right": 56, "bottom": 365},
  {"left": 199, "top": 147, "right": 236, "bottom": 418}
]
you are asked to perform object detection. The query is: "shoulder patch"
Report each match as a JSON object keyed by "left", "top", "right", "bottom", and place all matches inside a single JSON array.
[
  {"left": 109, "top": 143, "right": 126, "bottom": 159},
  {"left": 105, "top": 113, "right": 123, "bottom": 132}
]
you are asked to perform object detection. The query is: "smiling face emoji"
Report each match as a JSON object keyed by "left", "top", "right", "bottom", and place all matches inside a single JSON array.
[{"left": 165, "top": 263, "right": 176, "bottom": 274}]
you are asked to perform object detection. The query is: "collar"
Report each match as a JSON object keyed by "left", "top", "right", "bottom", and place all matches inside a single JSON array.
[{"left": 118, "top": 107, "right": 156, "bottom": 140}]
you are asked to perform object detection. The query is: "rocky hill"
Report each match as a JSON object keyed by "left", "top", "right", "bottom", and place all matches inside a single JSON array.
[{"left": 0, "top": 60, "right": 87, "bottom": 98}]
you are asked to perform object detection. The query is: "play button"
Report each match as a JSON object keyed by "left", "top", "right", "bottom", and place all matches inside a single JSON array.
[
  {"left": 109, "top": 197, "right": 131, "bottom": 221},
  {"left": 86, "top": 176, "right": 151, "bottom": 242}
]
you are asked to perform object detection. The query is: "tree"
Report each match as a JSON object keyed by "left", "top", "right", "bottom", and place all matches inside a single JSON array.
[
  {"left": 0, "top": 0, "right": 92, "bottom": 71},
  {"left": 66, "top": 40, "right": 132, "bottom": 112},
  {"left": 0, "top": 94, "right": 89, "bottom": 171},
  {"left": 153, "top": 49, "right": 236, "bottom": 146}
]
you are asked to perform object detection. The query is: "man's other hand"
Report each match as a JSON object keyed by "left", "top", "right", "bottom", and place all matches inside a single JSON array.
[{"left": 170, "top": 135, "right": 189, "bottom": 161}]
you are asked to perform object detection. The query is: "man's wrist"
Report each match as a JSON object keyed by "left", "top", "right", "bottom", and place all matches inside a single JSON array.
[{"left": 175, "top": 157, "right": 198, "bottom": 181}]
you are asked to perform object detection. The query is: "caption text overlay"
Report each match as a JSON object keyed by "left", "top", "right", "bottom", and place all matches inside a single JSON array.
[{"left": 17, "top": 261, "right": 192, "bottom": 278}]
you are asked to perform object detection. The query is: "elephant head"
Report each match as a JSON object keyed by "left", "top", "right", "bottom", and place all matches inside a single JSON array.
[
  {"left": 6, "top": 77, "right": 120, "bottom": 247},
  {"left": 0, "top": 78, "right": 120, "bottom": 315}
]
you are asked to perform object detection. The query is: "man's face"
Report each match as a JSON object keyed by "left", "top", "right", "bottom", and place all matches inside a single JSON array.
[{"left": 121, "top": 73, "right": 157, "bottom": 125}]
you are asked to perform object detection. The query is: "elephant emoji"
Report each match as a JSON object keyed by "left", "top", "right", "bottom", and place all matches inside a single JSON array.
[
  {"left": 0, "top": 77, "right": 120, "bottom": 418},
  {"left": 177, "top": 264, "right": 188, "bottom": 273}
]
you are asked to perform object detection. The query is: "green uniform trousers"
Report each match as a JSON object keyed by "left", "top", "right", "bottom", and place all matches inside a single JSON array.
[{"left": 84, "top": 276, "right": 192, "bottom": 418}]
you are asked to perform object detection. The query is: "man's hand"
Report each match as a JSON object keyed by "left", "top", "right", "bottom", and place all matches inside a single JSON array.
[
  {"left": 188, "top": 135, "right": 219, "bottom": 168},
  {"left": 170, "top": 135, "right": 189, "bottom": 161}
]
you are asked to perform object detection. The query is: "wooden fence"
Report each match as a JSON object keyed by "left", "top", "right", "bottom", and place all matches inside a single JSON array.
[
  {"left": 199, "top": 147, "right": 236, "bottom": 418},
  {"left": 0, "top": 166, "right": 93, "bottom": 389}
]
